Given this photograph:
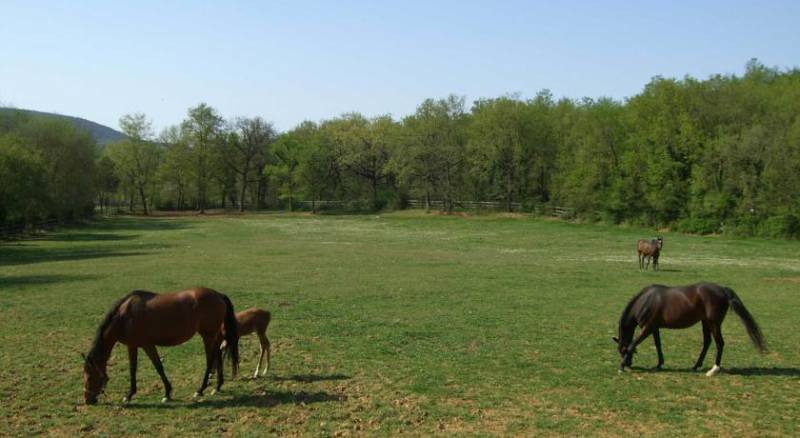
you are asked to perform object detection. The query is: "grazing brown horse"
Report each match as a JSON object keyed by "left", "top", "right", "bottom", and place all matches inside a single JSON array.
[
  {"left": 82, "top": 287, "right": 239, "bottom": 405},
  {"left": 613, "top": 282, "right": 766, "bottom": 376},
  {"left": 221, "top": 308, "right": 272, "bottom": 378},
  {"left": 637, "top": 237, "right": 663, "bottom": 270}
]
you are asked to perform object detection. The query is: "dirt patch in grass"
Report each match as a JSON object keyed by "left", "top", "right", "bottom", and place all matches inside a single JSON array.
[{"left": 763, "top": 276, "right": 800, "bottom": 284}]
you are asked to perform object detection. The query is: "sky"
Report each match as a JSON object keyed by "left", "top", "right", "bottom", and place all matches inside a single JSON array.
[{"left": 1, "top": 0, "right": 798, "bottom": 133}]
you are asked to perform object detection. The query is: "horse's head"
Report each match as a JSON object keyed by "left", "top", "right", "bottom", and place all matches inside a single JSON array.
[
  {"left": 656, "top": 236, "right": 663, "bottom": 249},
  {"left": 82, "top": 353, "right": 108, "bottom": 405},
  {"left": 612, "top": 336, "right": 634, "bottom": 365}
]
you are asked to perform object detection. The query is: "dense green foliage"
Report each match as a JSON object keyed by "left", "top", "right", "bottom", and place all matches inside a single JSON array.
[
  {"left": 103, "top": 60, "right": 797, "bottom": 236},
  {"left": 0, "top": 111, "right": 97, "bottom": 227},
  {"left": 1, "top": 213, "right": 798, "bottom": 435}
]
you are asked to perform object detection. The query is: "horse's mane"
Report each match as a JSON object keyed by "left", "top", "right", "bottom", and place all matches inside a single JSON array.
[
  {"left": 87, "top": 290, "right": 150, "bottom": 362},
  {"left": 618, "top": 287, "right": 653, "bottom": 339}
]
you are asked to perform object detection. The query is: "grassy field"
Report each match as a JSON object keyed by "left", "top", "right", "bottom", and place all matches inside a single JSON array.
[{"left": 1, "top": 211, "right": 799, "bottom": 436}]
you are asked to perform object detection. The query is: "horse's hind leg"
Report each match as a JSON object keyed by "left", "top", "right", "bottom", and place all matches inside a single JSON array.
[
  {"left": 194, "top": 335, "right": 217, "bottom": 397},
  {"left": 257, "top": 331, "right": 271, "bottom": 377},
  {"left": 143, "top": 345, "right": 172, "bottom": 402},
  {"left": 693, "top": 321, "right": 711, "bottom": 371},
  {"left": 706, "top": 323, "right": 725, "bottom": 376},
  {"left": 214, "top": 345, "right": 224, "bottom": 393},
  {"left": 652, "top": 329, "right": 664, "bottom": 369}
]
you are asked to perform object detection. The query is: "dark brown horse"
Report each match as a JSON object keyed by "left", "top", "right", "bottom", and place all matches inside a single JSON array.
[
  {"left": 613, "top": 282, "right": 765, "bottom": 375},
  {"left": 637, "top": 237, "right": 663, "bottom": 270},
  {"left": 221, "top": 308, "right": 272, "bottom": 378},
  {"left": 82, "top": 287, "right": 239, "bottom": 405}
]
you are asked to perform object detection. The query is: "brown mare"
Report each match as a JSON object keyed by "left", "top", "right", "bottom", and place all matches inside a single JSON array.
[
  {"left": 82, "top": 287, "right": 239, "bottom": 405},
  {"left": 637, "top": 237, "right": 663, "bottom": 270},
  {"left": 220, "top": 308, "right": 272, "bottom": 378},
  {"left": 613, "top": 282, "right": 766, "bottom": 376}
]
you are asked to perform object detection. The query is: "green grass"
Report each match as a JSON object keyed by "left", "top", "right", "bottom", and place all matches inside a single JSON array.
[{"left": 1, "top": 211, "right": 799, "bottom": 436}]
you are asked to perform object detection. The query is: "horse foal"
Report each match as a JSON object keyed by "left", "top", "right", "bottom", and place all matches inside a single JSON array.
[
  {"left": 637, "top": 237, "right": 663, "bottom": 271},
  {"left": 222, "top": 308, "right": 272, "bottom": 378}
]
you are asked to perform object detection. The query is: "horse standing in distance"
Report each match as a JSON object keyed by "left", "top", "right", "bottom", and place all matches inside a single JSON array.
[
  {"left": 637, "top": 236, "right": 663, "bottom": 270},
  {"left": 613, "top": 282, "right": 766, "bottom": 376},
  {"left": 82, "top": 287, "right": 239, "bottom": 405},
  {"left": 221, "top": 308, "right": 272, "bottom": 378}
]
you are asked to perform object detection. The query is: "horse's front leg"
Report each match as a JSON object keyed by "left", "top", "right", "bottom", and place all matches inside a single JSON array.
[
  {"left": 123, "top": 345, "right": 138, "bottom": 403},
  {"left": 621, "top": 325, "right": 654, "bottom": 371}
]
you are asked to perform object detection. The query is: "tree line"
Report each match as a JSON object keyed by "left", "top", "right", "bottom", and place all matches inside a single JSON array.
[{"left": 2, "top": 60, "right": 798, "bottom": 237}]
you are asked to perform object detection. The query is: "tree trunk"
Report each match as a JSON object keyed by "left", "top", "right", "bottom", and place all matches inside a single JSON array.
[
  {"left": 257, "top": 176, "right": 267, "bottom": 209},
  {"left": 425, "top": 188, "right": 430, "bottom": 212},
  {"left": 239, "top": 169, "right": 249, "bottom": 212},
  {"left": 506, "top": 172, "right": 513, "bottom": 212},
  {"left": 138, "top": 185, "right": 149, "bottom": 215}
]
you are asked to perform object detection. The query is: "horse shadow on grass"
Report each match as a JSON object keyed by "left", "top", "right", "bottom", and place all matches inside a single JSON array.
[
  {"left": 270, "top": 373, "right": 351, "bottom": 383},
  {"left": 629, "top": 366, "right": 800, "bottom": 377},
  {"left": 124, "top": 374, "right": 351, "bottom": 409},
  {"left": 724, "top": 367, "right": 800, "bottom": 377},
  {"left": 125, "top": 390, "right": 346, "bottom": 410}
]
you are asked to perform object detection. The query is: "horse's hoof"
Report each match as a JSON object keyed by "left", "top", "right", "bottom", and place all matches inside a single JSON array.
[
  {"left": 161, "top": 397, "right": 170, "bottom": 403},
  {"left": 210, "top": 389, "right": 219, "bottom": 396},
  {"left": 706, "top": 365, "right": 721, "bottom": 377},
  {"left": 122, "top": 397, "right": 130, "bottom": 404},
  {"left": 618, "top": 368, "right": 625, "bottom": 374},
  {"left": 192, "top": 392, "right": 202, "bottom": 399}
]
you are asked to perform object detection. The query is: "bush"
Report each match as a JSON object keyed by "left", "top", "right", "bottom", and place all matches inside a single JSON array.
[
  {"left": 676, "top": 216, "right": 720, "bottom": 235},
  {"left": 758, "top": 214, "right": 800, "bottom": 238}
]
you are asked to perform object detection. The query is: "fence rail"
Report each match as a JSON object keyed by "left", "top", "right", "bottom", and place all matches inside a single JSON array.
[{"left": 406, "top": 200, "right": 574, "bottom": 217}]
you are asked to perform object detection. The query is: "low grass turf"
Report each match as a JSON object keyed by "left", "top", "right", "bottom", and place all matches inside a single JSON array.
[{"left": 1, "top": 211, "right": 798, "bottom": 436}]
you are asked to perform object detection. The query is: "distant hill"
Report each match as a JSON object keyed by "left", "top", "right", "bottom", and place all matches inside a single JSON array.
[{"left": 0, "top": 107, "right": 127, "bottom": 146}]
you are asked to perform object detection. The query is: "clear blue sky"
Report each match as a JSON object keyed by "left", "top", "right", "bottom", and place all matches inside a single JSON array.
[{"left": 2, "top": 0, "right": 798, "bottom": 133}]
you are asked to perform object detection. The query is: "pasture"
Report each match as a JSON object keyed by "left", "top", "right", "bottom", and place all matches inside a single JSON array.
[{"left": 1, "top": 211, "right": 798, "bottom": 436}]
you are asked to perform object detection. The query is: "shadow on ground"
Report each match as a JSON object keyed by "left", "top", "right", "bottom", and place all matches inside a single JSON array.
[
  {"left": 628, "top": 365, "right": 800, "bottom": 377},
  {"left": 271, "top": 374, "right": 351, "bottom": 383},
  {"left": 0, "top": 243, "right": 158, "bottom": 267},
  {"left": 725, "top": 367, "right": 800, "bottom": 377},
  {"left": 85, "top": 217, "right": 193, "bottom": 233},
  {"left": 123, "top": 390, "right": 345, "bottom": 409},
  {"left": 0, "top": 274, "right": 97, "bottom": 289}
]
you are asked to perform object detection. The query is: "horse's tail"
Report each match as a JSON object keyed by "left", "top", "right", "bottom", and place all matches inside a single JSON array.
[
  {"left": 221, "top": 294, "right": 240, "bottom": 378},
  {"left": 726, "top": 288, "right": 767, "bottom": 353}
]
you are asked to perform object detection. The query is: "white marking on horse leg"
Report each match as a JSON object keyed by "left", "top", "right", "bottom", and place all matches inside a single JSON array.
[
  {"left": 161, "top": 397, "right": 170, "bottom": 403},
  {"left": 706, "top": 365, "right": 721, "bottom": 377}
]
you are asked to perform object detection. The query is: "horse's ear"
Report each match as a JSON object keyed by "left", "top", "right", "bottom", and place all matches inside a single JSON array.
[{"left": 612, "top": 336, "right": 619, "bottom": 344}]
